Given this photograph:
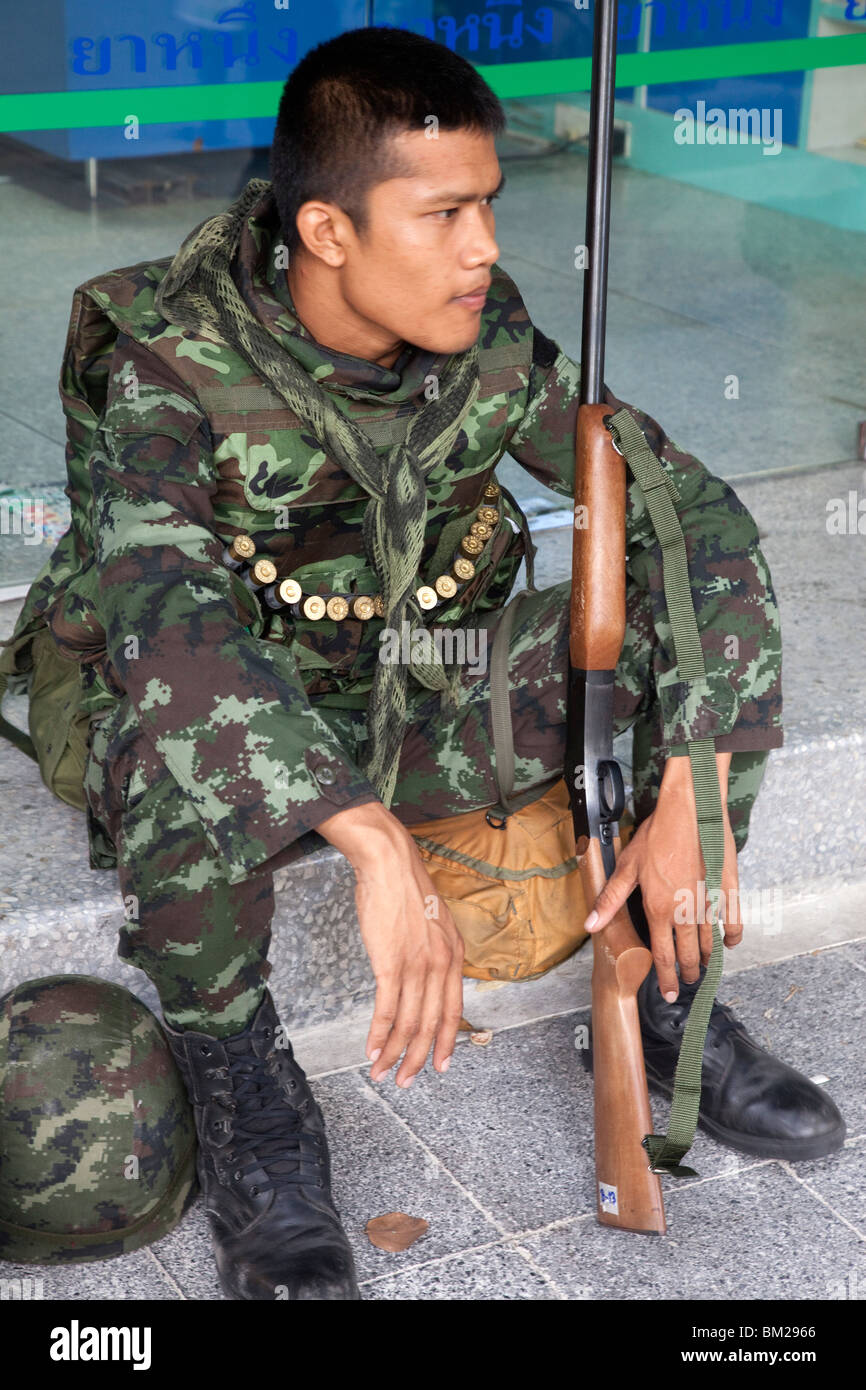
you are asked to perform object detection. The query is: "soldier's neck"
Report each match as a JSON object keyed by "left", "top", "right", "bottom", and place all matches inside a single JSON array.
[{"left": 285, "top": 260, "right": 405, "bottom": 371}]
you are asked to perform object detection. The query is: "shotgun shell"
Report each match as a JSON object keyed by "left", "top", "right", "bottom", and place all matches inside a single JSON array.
[
  {"left": 434, "top": 574, "right": 458, "bottom": 600},
  {"left": 351, "top": 596, "right": 375, "bottom": 620},
  {"left": 278, "top": 578, "right": 302, "bottom": 606},
  {"left": 302, "top": 595, "right": 326, "bottom": 620},
  {"left": 222, "top": 534, "right": 256, "bottom": 570},
  {"left": 453, "top": 557, "right": 475, "bottom": 582},
  {"left": 260, "top": 576, "right": 302, "bottom": 611},
  {"left": 326, "top": 596, "right": 349, "bottom": 621},
  {"left": 243, "top": 558, "right": 277, "bottom": 590}
]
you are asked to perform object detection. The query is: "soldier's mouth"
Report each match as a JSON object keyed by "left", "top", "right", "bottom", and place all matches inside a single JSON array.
[{"left": 452, "top": 290, "right": 487, "bottom": 311}]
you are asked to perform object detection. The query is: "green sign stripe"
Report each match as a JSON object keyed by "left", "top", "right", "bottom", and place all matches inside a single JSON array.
[
  {"left": 485, "top": 33, "right": 866, "bottom": 95},
  {"left": 0, "top": 81, "right": 284, "bottom": 132},
  {"left": 0, "top": 36, "right": 864, "bottom": 133}
]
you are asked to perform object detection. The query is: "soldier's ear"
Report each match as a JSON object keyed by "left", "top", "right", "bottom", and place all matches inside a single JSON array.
[{"left": 293, "top": 201, "right": 349, "bottom": 268}]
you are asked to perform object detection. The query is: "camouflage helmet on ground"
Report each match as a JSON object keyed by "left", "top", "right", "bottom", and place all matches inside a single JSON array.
[{"left": 0, "top": 975, "right": 198, "bottom": 1264}]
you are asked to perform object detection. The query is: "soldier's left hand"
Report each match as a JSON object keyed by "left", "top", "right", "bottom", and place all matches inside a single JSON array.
[{"left": 583, "top": 751, "right": 740, "bottom": 1000}]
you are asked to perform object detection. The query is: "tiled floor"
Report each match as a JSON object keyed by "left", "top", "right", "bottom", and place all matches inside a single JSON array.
[{"left": 1, "top": 942, "right": 862, "bottom": 1301}]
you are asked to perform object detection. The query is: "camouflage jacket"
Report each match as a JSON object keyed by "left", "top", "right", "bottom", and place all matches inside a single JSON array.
[{"left": 8, "top": 184, "right": 782, "bottom": 885}]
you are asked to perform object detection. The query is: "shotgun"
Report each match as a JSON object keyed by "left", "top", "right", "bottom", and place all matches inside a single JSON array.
[{"left": 565, "top": 0, "right": 666, "bottom": 1235}]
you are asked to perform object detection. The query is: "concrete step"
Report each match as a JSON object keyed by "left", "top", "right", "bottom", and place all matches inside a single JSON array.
[{"left": 1, "top": 462, "right": 864, "bottom": 1030}]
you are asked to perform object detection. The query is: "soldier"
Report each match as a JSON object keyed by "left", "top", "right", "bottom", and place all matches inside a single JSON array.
[{"left": 16, "top": 27, "right": 844, "bottom": 1298}]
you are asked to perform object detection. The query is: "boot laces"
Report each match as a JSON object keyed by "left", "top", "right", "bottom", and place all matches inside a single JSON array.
[
  {"left": 706, "top": 1001, "right": 743, "bottom": 1046},
  {"left": 208, "top": 1028, "right": 323, "bottom": 1193}
]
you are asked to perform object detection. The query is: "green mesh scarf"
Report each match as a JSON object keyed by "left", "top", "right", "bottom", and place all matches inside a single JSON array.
[{"left": 154, "top": 178, "right": 479, "bottom": 809}]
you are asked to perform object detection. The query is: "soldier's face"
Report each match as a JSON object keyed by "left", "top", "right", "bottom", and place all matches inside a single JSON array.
[
  {"left": 292, "top": 127, "right": 502, "bottom": 364},
  {"left": 349, "top": 127, "right": 502, "bottom": 356}
]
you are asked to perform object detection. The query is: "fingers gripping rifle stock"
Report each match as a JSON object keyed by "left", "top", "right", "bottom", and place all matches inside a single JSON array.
[{"left": 568, "top": 404, "right": 666, "bottom": 1235}]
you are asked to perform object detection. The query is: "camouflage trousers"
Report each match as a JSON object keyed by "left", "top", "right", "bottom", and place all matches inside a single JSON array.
[{"left": 83, "top": 580, "right": 770, "bottom": 1038}]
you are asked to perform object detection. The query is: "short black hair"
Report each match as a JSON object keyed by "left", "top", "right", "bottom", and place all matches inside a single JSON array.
[{"left": 270, "top": 26, "right": 506, "bottom": 258}]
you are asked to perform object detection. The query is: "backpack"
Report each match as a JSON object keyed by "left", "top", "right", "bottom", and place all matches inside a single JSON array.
[{"left": 0, "top": 265, "right": 133, "bottom": 810}]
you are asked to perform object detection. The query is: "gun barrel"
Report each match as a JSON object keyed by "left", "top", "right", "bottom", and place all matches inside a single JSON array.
[{"left": 579, "top": 0, "right": 620, "bottom": 406}]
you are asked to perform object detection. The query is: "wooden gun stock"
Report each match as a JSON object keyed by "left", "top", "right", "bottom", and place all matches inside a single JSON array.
[
  {"left": 582, "top": 837, "right": 666, "bottom": 1234},
  {"left": 569, "top": 404, "right": 666, "bottom": 1235}
]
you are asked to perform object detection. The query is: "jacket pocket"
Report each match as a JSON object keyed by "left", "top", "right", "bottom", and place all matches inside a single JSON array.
[
  {"left": 26, "top": 628, "right": 91, "bottom": 812},
  {"left": 215, "top": 423, "right": 368, "bottom": 515}
]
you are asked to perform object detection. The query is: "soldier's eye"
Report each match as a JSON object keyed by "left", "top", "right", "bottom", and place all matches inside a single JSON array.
[{"left": 431, "top": 194, "right": 500, "bottom": 221}]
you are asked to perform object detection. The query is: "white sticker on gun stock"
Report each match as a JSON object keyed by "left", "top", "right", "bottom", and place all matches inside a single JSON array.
[{"left": 599, "top": 1182, "right": 619, "bottom": 1215}]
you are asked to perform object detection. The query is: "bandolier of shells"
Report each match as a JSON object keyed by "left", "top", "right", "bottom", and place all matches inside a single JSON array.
[{"left": 221, "top": 481, "right": 502, "bottom": 634}]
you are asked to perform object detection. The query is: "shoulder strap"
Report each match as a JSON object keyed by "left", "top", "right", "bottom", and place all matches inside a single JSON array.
[
  {"left": 0, "top": 670, "right": 37, "bottom": 761},
  {"left": 605, "top": 406, "right": 726, "bottom": 1176},
  {"left": 496, "top": 482, "right": 537, "bottom": 594},
  {"left": 488, "top": 586, "right": 538, "bottom": 818}
]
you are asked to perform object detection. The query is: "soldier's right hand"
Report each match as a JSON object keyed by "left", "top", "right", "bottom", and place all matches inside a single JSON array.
[{"left": 316, "top": 802, "right": 465, "bottom": 1088}]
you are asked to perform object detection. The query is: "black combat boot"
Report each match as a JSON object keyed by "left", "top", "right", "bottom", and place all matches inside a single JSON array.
[
  {"left": 164, "top": 991, "right": 360, "bottom": 1300},
  {"left": 635, "top": 966, "right": 846, "bottom": 1160},
  {"left": 581, "top": 971, "right": 845, "bottom": 1160}
]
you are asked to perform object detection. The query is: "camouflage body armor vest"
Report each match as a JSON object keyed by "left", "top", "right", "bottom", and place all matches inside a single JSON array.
[{"left": 0, "top": 252, "right": 540, "bottom": 810}]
